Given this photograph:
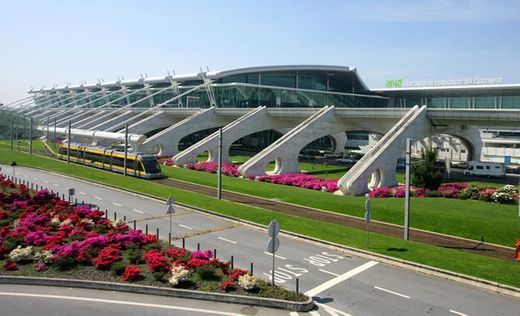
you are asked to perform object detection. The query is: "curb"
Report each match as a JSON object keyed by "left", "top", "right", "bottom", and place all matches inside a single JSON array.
[
  {"left": 4, "top": 165, "right": 520, "bottom": 299},
  {"left": 0, "top": 276, "right": 314, "bottom": 312}
]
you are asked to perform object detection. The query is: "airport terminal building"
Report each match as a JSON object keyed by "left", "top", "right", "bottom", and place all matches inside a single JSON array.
[{"left": 10, "top": 65, "right": 518, "bottom": 163}]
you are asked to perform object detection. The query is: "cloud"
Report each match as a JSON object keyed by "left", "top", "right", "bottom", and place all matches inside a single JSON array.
[{"left": 340, "top": 0, "right": 520, "bottom": 23}]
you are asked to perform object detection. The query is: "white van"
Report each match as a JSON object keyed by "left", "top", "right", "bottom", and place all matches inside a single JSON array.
[{"left": 463, "top": 161, "right": 505, "bottom": 177}]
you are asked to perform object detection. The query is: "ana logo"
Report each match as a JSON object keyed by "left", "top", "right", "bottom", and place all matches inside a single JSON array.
[{"left": 385, "top": 79, "right": 403, "bottom": 88}]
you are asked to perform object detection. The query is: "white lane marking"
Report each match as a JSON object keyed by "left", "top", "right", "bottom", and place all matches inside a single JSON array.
[
  {"left": 309, "top": 311, "right": 320, "bottom": 316},
  {"left": 449, "top": 310, "right": 468, "bottom": 316},
  {"left": 179, "top": 224, "right": 192, "bottom": 230},
  {"left": 374, "top": 286, "right": 410, "bottom": 299},
  {"left": 54, "top": 184, "right": 60, "bottom": 187},
  {"left": 217, "top": 237, "right": 237, "bottom": 244},
  {"left": 112, "top": 202, "right": 122, "bottom": 207},
  {"left": 32, "top": 177, "right": 38, "bottom": 180},
  {"left": 305, "top": 261, "right": 378, "bottom": 297},
  {"left": 94, "top": 196, "right": 103, "bottom": 200},
  {"left": 315, "top": 302, "right": 352, "bottom": 316},
  {"left": 319, "top": 269, "right": 340, "bottom": 277},
  {"left": 289, "top": 312, "right": 299, "bottom": 316},
  {"left": 132, "top": 209, "right": 144, "bottom": 214},
  {"left": 43, "top": 180, "right": 48, "bottom": 183},
  {"left": 264, "top": 252, "right": 287, "bottom": 260},
  {"left": 79, "top": 192, "right": 86, "bottom": 195},
  {"left": 23, "top": 175, "right": 28, "bottom": 178},
  {"left": 0, "top": 292, "right": 241, "bottom": 315}
]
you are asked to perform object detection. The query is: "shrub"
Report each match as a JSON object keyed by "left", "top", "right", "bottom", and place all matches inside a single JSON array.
[
  {"left": 459, "top": 185, "right": 481, "bottom": 200},
  {"left": 121, "top": 266, "right": 142, "bottom": 282},
  {"left": 168, "top": 265, "right": 190, "bottom": 286},
  {"left": 9, "top": 245, "right": 34, "bottom": 262},
  {"left": 4, "top": 260, "right": 17, "bottom": 271},
  {"left": 238, "top": 274, "right": 259, "bottom": 291},
  {"left": 425, "top": 190, "right": 442, "bottom": 198},
  {"left": 220, "top": 279, "right": 236, "bottom": 292},
  {"left": 144, "top": 249, "right": 169, "bottom": 272},
  {"left": 54, "top": 255, "right": 77, "bottom": 271},
  {"left": 411, "top": 149, "right": 443, "bottom": 190},
  {"left": 479, "top": 188, "right": 496, "bottom": 202},
  {"left": 368, "top": 187, "right": 392, "bottom": 198},
  {"left": 111, "top": 261, "right": 128, "bottom": 275},
  {"left": 93, "top": 246, "right": 121, "bottom": 270},
  {"left": 125, "top": 247, "right": 143, "bottom": 264}
]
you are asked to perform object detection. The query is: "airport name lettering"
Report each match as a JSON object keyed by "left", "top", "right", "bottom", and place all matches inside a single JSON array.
[{"left": 386, "top": 77, "right": 503, "bottom": 88}]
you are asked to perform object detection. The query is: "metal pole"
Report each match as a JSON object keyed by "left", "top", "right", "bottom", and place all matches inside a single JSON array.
[
  {"left": 217, "top": 127, "right": 223, "bottom": 200},
  {"left": 29, "top": 117, "right": 33, "bottom": 155},
  {"left": 54, "top": 117, "right": 57, "bottom": 148},
  {"left": 124, "top": 123, "right": 128, "bottom": 176},
  {"left": 404, "top": 138, "right": 411, "bottom": 240},
  {"left": 67, "top": 120, "right": 71, "bottom": 164},
  {"left": 10, "top": 113, "right": 14, "bottom": 151},
  {"left": 169, "top": 213, "right": 172, "bottom": 244},
  {"left": 272, "top": 253, "right": 275, "bottom": 286},
  {"left": 47, "top": 116, "right": 50, "bottom": 141}
]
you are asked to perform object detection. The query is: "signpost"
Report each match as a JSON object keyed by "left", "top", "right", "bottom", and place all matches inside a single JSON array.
[
  {"left": 267, "top": 219, "right": 280, "bottom": 286},
  {"left": 404, "top": 138, "right": 411, "bottom": 240},
  {"left": 165, "top": 195, "right": 175, "bottom": 244},
  {"left": 364, "top": 198, "right": 371, "bottom": 248}
]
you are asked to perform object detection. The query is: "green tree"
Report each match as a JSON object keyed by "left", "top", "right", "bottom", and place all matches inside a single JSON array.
[{"left": 411, "top": 148, "right": 443, "bottom": 190}]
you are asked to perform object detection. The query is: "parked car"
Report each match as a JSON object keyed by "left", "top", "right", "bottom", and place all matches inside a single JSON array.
[{"left": 463, "top": 161, "right": 505, "bottom": 177}]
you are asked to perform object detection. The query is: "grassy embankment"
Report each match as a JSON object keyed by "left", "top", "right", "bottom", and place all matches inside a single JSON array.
[{"left": 0, "top": 144, "right": 519, "bottom": 288}]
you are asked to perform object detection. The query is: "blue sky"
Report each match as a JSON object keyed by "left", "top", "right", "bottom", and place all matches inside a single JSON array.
[{"left": 1, "top": 0, "right": 519, "bottom": 103}]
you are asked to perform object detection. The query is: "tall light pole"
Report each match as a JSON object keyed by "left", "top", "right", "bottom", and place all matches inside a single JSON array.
[
  {"left": 67, "top": 120, "right": 71, "bottom": 164},
  {"left": 124, "top": 123, "right": 128, "bottom": 176},
  {"left": 10, "top": 112, "right": 13, "bottom": 151},
  {"left": 404, "top": 138, "right": 411, "bottom": 240},
  {"left": 217, "top": 127, "right": 223, "bottom": 200},
  {"left": 29, "top": 117, "right": 33, "bottom": 155}
]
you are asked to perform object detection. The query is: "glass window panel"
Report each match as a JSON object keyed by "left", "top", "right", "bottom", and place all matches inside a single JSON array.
[
  {"left": 260, "top": 73, "right": 296, "bottom": 88},
  {"left": 475, "top": 97, "right": 495, "bottom": 109},
  {"left": 450, "top": 97, "right": 469, "bottom": 108},
  {"left": 502, "top": 96, "right": 520, "bottom": 109},
  {"left": 405, "top": 97, "right": 422, "bottom": 108},
  {"left": 427, "top": 98, "right": 445, "bottom": 108}
]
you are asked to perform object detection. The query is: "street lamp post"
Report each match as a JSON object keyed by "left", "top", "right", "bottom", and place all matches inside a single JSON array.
[
  {"left": 217, "top": 127, "right": 223, "bottom": 200},
  {"left": 404, "top": 138, "right": 411, "bottom": 240}
]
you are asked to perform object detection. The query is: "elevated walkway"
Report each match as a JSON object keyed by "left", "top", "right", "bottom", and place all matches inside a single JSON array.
[
  {"left": 239, "top": 106, "right": 343, "bottom": 177},
  {"left": 173, "top": 106, "right": 267, "bottom": 165},
  {"left": 338, "top": 105, "right": 431, "bottom": 195}
]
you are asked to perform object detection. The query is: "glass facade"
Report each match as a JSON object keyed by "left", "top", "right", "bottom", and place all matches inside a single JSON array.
[
  {"left": 475, "top": 96, "right": 495, "bottom": 109},
  {"left": 450, "top": 97, "right": 469, "bottom": 108},
  {"left": 502, "top": 96, "right": 520, "bottom": 109}
]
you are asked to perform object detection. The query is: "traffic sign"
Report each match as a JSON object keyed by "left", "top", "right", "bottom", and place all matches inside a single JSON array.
[
  {"left": 504, "top": 155, "right": 512, "bottom": 165},
  {"left": 10, "top": 161, "right": 17, "bottom": 167},
  {"left": 68, "top": 188, "right": 75, "bottom": 197},
  {"left": 268, "top": 220, "right": 280, "bottom": 237},
  {"left": 166, "top": 195, "right": 174, "bottom": 205},
  {"left": 165, "top": 204, "right": 175, "bottom": 215},
  {"left": 267, "top": 237, "right": 280, "bottom": 253}
]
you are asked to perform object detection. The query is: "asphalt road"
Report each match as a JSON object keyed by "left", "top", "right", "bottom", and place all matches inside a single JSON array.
[{"left": 1, "top": 165, "right": 519, "bottom": 316}]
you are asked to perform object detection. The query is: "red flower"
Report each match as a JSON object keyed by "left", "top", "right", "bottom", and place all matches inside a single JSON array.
[
  {"left": 220, "top": 279, "right": 236, "bottom": 292},
  {"left": 93, "top": 246, "right": 120, "bottom": 269},
  {"left": 121, "top": 265, "right": 141, "bottom": 282},
  {"left": 144, "top": 249, "right": 169, "bottom": 272},
  {"left": 4, "top": 261, "right": 17, "bottom": 271}
]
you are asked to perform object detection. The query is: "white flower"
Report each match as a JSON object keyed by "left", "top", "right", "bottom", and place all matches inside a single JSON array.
[
  {"left": 112, "top": 218, "right": 127, "bottom": 227},
  {"left": 80, "top": 218, "right": 94, "bottom": 226},
  {"left": 50, "top": 216, "right": 60, "bottom": 226},
  {"left": 238, "top": 274, "right": 259, "bottom": 291},
  {"left": 9, "top": 245, "right": 34, "bottom": 262},
  {"left": 59, "top": 218, "right": 72, "bottom": 227},
  {"left": 34, "top": 250, "right": 54, "bottom": 264},
  {"left": 168, "top": 265, "right": 190, "bottom": 287}
]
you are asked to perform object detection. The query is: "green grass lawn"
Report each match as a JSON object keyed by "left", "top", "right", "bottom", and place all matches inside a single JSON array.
[
  {"left": 159, "top": 165, "right": 519, "bottom": 248},
  {"left": 0, "top": 147, "right": 519, "bottom": 287}
]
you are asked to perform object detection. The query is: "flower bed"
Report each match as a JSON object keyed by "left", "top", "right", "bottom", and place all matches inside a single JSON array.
[
  {"left": 0, "top": 175, "right": 306, "bottom": 301},
  {"left": 368, "top": 182, "right": 519, "bottom": 204},
  {"left": 183, "top": 161, "right": 339, "bottom": 192}
]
